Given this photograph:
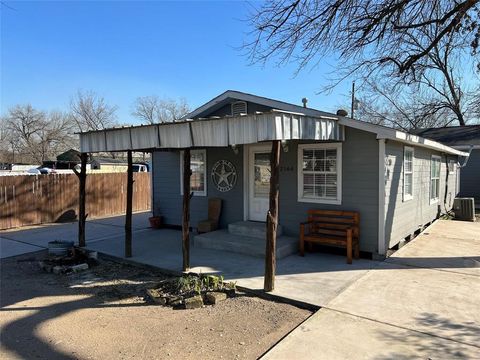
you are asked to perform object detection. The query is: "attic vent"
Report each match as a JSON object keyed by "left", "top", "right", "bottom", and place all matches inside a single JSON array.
[{"left": 231, "top": 101, "right": 247, "bottom": 116}]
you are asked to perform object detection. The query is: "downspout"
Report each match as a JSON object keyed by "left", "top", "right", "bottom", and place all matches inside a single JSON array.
[{"left": 377, "top": 139, "right": 386, "bottom": 256}]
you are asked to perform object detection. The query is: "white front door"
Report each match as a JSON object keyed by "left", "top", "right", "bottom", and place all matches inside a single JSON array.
[{"left": 248, "top": 145, "right": 271, "bottom": 222}]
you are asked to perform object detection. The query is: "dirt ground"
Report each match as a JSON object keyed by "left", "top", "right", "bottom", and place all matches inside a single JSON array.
[{"left": 0, "top": 251, "right": 311, "bottom": 360}]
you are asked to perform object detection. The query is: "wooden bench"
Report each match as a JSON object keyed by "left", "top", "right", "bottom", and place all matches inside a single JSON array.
[{"left": 300, "top": 210, "right": 360, "bottom": 264}]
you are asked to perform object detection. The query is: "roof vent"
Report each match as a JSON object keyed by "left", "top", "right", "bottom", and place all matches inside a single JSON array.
[
  {"left": 302, "top": 98, "right": 308, "bottom": 108},
  {"left": 336, "top": 109, "right": 348, "bottom": 117},
  {"left": 232, "top": 101, "right": 247, "bottom": 116}
]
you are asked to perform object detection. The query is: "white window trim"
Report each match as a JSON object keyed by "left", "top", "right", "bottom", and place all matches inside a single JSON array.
[
  {"left": 403, "top": 146, "right": 414, "bottom": 202},
  {"left": 430, "top": 155, "right": 441, "bottom": 204},
  {"left": 180, "top": 149, "right": 207, "bottom": 197},
  {"left": 297, "top": 143, "right": 342, "bottom": 205}
]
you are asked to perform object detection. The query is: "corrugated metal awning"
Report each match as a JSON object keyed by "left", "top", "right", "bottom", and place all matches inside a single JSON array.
[{"left": 79, "top": 110, "right": 342, "bottom": 152}]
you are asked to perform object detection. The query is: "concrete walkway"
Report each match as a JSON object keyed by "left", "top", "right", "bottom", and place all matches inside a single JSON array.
[
  {"left": 3, "top": 216, "right": 479, "bottom": 358},
  {"left": 262, "top": 220, "right": 480, "bottom": 359},
  {"left": 0, "top": 212, "right": 152, "bottom": 258},
  {"left": 1, "top": 212, "right": 380, "bottom": 307}
]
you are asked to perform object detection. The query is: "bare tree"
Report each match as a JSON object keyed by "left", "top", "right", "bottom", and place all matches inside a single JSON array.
[
  {"left": 70, "top": 90, "right": 118, "bottom": 131},
  {"left": 356, "top": 22, "right": 480, "bottom": 129},
  {"left": 1, "top": 105, "right": 76, "bottom": 163},
  {"left": 245, "top": 0, "right": 480, "bottom": 80},
  {"left": 132, "top": 96, "right": 190, "bottom": 123}
]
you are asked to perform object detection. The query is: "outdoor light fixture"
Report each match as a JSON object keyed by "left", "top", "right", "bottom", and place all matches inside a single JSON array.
[
  {"left": 231, "top": 144, "right": 239, "bottom": 155},
  {"left": 281, "top": 140, "right": 289, "bottom": 153}
]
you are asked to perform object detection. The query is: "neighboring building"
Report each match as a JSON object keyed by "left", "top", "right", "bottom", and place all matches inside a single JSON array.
[
  {"left": 79, "top": 90, "right": 467, "bottom": 258},
  {"left": 90, "top": 157, "right": 129, "bottom": 173},
  {"left": 412, "top": 125, "right": 480, "bottom": 208},
  {"left": 42, "top": 149, "right": 81, "bottom": 170}
]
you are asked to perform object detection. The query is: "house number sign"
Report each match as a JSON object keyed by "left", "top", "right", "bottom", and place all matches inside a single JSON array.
[{"left": 211, "top": 160, "right": 237, "bottom": 192}]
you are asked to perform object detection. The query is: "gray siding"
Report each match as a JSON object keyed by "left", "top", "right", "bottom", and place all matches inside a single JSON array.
[
  {"left": 152, "top": 147, "right": 244, "bottom": 228},
  {"left": 384, "top": 141, "right": 458, "bottom": 248},
  {"left": 459, "top": 148, "right": 480, "bottom": 206},
  {"left": 279, "top": 128, "right": 379, "bottom": 253},
  {"left": 152, "top": 127, "right": 380, "bottom": 254}
]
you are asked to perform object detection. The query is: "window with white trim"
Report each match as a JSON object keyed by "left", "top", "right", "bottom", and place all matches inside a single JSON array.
[
  {"left": 180, "top": 149, "right": 207, "bottom": 196},
  {"left": 298, "top": 143, "right": 342, "bottom": 204},
  {"left": 403, "top": 146, "right": 414, "bottom": 201},
  {"left": 430, "top": 155, "right": 441, "bottom": 203}
]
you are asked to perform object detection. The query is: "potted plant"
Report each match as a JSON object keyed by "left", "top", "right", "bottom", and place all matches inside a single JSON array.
[{"left": 149, "top": 215, "right": 163, "bottom": 229}]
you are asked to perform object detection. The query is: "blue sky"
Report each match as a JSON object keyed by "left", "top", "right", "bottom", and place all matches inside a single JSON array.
[{"left": 1, "top": 1, "right": 351, "bottom": 124}]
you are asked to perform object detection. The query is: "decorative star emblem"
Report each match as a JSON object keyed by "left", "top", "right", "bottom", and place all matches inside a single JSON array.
[
  {"left": 211, "top": 160, "right": 237, "bottom": 192},
  {"left": 217, "top": 163, "right": 233, "bottom": 186}
]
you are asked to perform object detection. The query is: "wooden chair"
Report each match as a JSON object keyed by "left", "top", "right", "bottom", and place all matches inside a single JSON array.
[
  {"left": 197, "top": 198, "right": 222, "bottom": 233},
  {"left": 299, "top": 210, "right": 360, "bottom": 264}
]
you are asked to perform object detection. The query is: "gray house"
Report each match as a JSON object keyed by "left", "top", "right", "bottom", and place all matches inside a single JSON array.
[
  {"left": 412, "top": 125, "right": 480, "bottom": 208},
  {"left": 79, "top": 90, "right": 467, "bottom": 259}
]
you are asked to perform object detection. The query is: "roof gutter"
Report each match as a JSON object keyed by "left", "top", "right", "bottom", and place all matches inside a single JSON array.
[{"left": 337, "top": 117, "right": 469, "bottom": 157}]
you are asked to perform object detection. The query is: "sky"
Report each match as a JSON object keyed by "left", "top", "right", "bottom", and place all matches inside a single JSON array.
[{"left": 1, "top": 1, "right": 352, "bottom": 125}]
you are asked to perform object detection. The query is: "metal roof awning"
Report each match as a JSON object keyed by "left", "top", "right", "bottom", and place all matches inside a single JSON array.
[{"left": 79, "top": 110, "right": 343, "bottom": 153}]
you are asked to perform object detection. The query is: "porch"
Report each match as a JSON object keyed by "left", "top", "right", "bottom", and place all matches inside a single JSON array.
[
  {"left": 78, "top": 109, "right": 346, "bottom": 291},
  {"left": 82, "top": 224, "right": 379, "bottom": 307}
]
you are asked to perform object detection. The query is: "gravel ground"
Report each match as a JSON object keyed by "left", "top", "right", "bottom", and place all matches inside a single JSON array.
[{"left": 0, "top": 251, "right": 311, "bottom": 360}]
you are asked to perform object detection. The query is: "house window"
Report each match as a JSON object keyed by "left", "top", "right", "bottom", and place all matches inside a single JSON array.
[
  {"left": 297, "top": 143, "right": 342, "bottom": 205},
  {"left": 231, "top": 101, "right": 247, "bottom": 116},
  {"left": 403, "top": 146, "right": 414, "bottom": 201},
  {"left": 180, "top": 149, "right": 207, "bottom": 196},
  {"left": 430, "top": 155, "right": 441, "bottom": 203}
]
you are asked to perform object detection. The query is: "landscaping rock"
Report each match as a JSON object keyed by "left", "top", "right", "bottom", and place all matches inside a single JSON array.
[
  {"left": 184, "top": 295, "right": 203, "bottom": 309},
  {"left": 70, "top": 263, "right": 89, "bottom": 272},
  {"left": 205, "top": 291, "right": 227, "bottom": 305},
  {"left": 166, "top": 295, "right": 183, "bottom": 306},
  {"left": 146, "top": 289, "right": 167, "bottom": 305}
]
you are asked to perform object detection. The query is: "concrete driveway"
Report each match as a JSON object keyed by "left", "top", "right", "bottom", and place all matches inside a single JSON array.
[{"left": 262, "top": 220, "right": 480, "bottom": 359}]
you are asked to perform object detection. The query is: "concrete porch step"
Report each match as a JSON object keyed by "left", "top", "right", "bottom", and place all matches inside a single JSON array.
[
  {"left": 228, "top": 221, "right": 283, "bottom": 239},
  {"left": 194, "top": 230, "right": 297, "bottom": 259}
]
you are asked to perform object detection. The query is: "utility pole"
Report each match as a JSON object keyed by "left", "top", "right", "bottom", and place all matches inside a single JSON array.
[{"left": 351, "top": 82, "right": 355, "bottom": 120}]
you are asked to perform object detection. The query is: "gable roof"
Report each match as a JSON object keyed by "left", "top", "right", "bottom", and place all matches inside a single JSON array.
[
  {"left": 410, "top": 125, "right": 480, "bottom": 147},
  {"left": 182, "top": 90, "right": 467, "bottom": 156},
  {"left": 182, "top": 90, "right": 338, "bottom": 119},
  {"left": 78, "top": 90, "right": 468, "bottom": 157}
]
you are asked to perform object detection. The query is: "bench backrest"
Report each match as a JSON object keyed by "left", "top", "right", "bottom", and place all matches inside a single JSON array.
[{"left": 307, "top": 209, "right": 359, "bottom": 239}]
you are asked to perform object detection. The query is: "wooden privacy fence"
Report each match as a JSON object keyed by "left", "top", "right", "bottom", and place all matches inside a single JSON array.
[{"left": 0, "top": 172, "right": 151, "bottom": 230}]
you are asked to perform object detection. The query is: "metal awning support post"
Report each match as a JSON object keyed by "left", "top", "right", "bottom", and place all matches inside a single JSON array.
[
  {"left": 73, "top": 153, "right": 88, "bottom": 247},
  {"left": 125, "top": 150, "right": 134, "bottom": 258},
  {"left": 264, "top": 140, "right": 281, "bottom": 292},
  {"left": 182, "top": 149, "right": 191, "bottom": 271}
]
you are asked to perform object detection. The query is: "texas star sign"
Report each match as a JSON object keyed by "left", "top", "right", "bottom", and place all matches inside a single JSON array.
[{"left": 211, "top": 160, "right": 237, "bottom": 192}]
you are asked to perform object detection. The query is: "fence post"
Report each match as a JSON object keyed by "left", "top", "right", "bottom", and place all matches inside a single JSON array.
[
  {"left": 73, "top": 153, "right": 88, "bottom": 247},
  {"left": 125, "top": 150, "right": 134, "bottom": 258}
]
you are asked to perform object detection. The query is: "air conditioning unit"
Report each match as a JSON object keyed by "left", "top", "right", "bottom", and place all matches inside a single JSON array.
[{"left": 453, "top": 198, "right": 475, "bottom": 222}]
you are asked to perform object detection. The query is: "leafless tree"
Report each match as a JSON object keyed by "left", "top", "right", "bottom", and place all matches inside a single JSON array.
[
  {"left": 245, "top": 0, "right": 479, "bottom": 80},
  {"left": 132, "top": 96, "right": 190, "bottom": 123},
  {"left": 1, "top": 105, "right": 76, "bottom": 163},
  {"left": 356, "top": 23, "right": 480, "bottom": 129},
  {"left": 70, "top": 90, "right": 118, "bottom": 131}
]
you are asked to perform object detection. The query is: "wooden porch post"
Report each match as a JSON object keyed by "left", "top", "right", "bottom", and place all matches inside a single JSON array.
[
  {"left": 264, "top": 140, "right": 281, "bottom": 292},
  {"left": 182, "top": 149, "right": 192, "bottom": 271},
  {"left": 125, "top": 150, "right": 134, "bottom": 258},
  {"left": 74, "top": 153, "right": 88, "bottom": 247}
]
